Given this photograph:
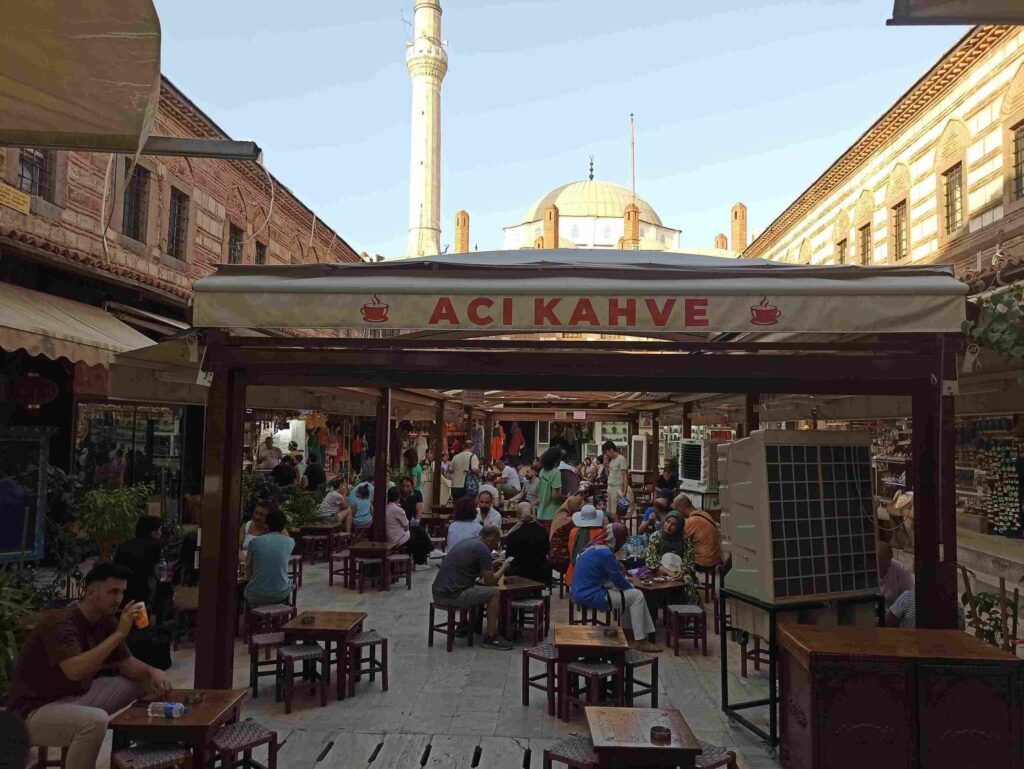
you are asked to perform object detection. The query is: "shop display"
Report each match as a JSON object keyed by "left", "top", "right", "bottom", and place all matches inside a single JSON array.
[{"left": 955, "top": 417, "right": 1022, "bottom": 536}]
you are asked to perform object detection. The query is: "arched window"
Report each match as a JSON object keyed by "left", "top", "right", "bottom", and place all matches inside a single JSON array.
[
  {"left": 1002, "top": 61, "right": 1024, "bottom": 214},
  {"left": 934, "top": 120, "right": 969, "bottom": 245},
  {"left": 853, "top": 190, "right": 874, "bottom": 265},
  {"left": 832, "top": 209, "right": 851, "bottom": 264},
  {"left": 885, "top": 164, "right": 911, "bottom": 262}
]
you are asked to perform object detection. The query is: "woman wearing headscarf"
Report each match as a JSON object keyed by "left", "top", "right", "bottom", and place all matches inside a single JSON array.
[
  {"left": 504, "top": 503, "right": 550, "bottom": 586},
  {"left": 571, "top": 522, "right": 662, "bottom": 652},
  {"left": 549, "top": 494, "right": 584, "bottom": 558},
  {"left": 565, "top": 504, "right": 607, "bottom": 587},
  {"left": 645, "top": 510, "right": 698, "bottom": 604}
]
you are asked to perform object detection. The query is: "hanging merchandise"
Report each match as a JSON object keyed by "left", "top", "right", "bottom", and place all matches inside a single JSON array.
[
  {"left": 491, "top": 423, "right": 505, "bottom": 460},
  {"left": 472, "top": 421, "right": 485, "bottom": 459},
  {"left": 954, "top": 417, "right": 1023, "bottom": 537}
]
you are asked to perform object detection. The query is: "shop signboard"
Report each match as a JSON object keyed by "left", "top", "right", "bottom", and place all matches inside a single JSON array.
[{"left": 888, "top": 0, "right": 1024, "bottom": 24}]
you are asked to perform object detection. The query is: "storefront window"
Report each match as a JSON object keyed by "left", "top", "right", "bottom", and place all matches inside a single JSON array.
[{"left": 74, "top": 403, "right": 184, "bottom": 517}]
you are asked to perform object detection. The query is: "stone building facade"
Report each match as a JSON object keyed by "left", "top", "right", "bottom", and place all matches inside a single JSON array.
[{"left": 743, "top": 25, "right": 1024, "bottom": 276}]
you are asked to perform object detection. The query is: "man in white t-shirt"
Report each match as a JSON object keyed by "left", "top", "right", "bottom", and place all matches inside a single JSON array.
[
  {"left": 257, "top": 437, "right": 282, "bottom": 470},
  {"left": 603, "top": 440, "right": 629, "bottom": 508},
  {"left": 496, "top": 458, "right": 521, "bottom": 498},
  {"left": 447, "top": 441, "right": 480, "bottom": 501}
]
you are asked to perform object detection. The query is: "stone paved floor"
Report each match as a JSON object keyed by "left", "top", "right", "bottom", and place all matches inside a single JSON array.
[{"left": 96, "top": 562, "right": 782, "bottom": 768}]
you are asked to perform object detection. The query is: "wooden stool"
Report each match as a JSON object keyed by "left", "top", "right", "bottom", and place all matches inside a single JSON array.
[
  {"left": 507, "top": 598, "right": 546, "bottom": 645},
  {"left": 246, "top": 604, "right": 297, "bottom": 644},
  {"left": 386, "top": 553, "right": 413, "bottom": 590},
  {"left": 111, "top": 745, "right": 190, "bottom": 769},
  {"left": 521, "top": 642, "right": 559, "bottom": 716},
  {"left": 564, "top": 661, "right": 622, "bottom": 718},
  {"left": 542, "top": 735, "right": 599, "bottom": 769},
  {"left": 352, "top": 524, "right": 372, "bottom": 541},
  {"left": 329, "top": 531, "right": 351, "bottom": 555},
  {"left": 275, "top": 643, "right": 329, "bottom": 714},
  {"left": 346, "top": 630, "right": 388, "bottom": 697},
  {"left": 301, "top": 535, "right": 328, "bottom": 565},
  {"left": 740, "top": 634, "right": 771, "bottom": 677},
  {"left": 623, "top": 648, "right": 658, "bottom": 706},
  {"left": 355, "top": 558, "right": 384, "bottom": 593},
  {"left": 31, "top": 747, "right": 67, "bottom": 769},
  {"left": 568, "top": 599, "right": 611, "bottom": 627},
  {"left": 542, "top": 592, "right": 552, "bottom": 637},
  {"left": 287, "top": 555, "right": 304, "bottom": 587},
  {"left": 249, "top": 631, "right": 286, "bottom": 698},
  {"left": 328, "top": 550, "right": 351, "bottom": 586},
  {"left": 696, "top": 564, "right": 721, "bottom": 632},
  {"left": 697, "top": 740, "right": 739, "bottom": 769},
  {"left": 210, "top": 719, "right": 279, "bottom": 769},
  {"left": 665, "top": 604, "right": 707, "bottom": 657},
  {"left": 428, "top": 602, "right": 475, "bottom": 652}
]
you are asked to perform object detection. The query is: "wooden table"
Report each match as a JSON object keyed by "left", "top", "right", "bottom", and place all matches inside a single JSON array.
[
  {"left": 108, "top": 688, "right": 246, "bottom": 769},
  {"left": 418, "top": 512, "right": 450, "bottom": 539},
  {"left": 282, "top": 610, "right": 367, "bottom": 700},
  {"left": 552, "top": 625, "right": 628, "bottom": 721},
  {"left": 585, "top": 706, "right": 700, "bottom": 768},
  {"left": 494, "top": 576, "right": 545, "bottom": 637},
  {"left": 627, "top": 575, "right": 687, "bottom": 624},
  {"left": 297, "top": 522, "right": 347, "bottom": 562},
  {"left": 346, "top": 540, "right": 401, "bottom": 590}
]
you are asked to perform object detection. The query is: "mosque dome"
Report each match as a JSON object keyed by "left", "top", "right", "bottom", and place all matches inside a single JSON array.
[{"left": 522, "top": 180, "right": 663, "bottom": 226}]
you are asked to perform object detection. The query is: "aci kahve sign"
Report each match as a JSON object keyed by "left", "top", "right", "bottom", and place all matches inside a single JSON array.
[{"left": 888, "top": 0, "right": 1024, "bottom": 24}]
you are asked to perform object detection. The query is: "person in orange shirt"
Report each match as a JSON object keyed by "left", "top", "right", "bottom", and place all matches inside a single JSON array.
[{"left": 673, "top": 494, "right": 722, "bottom": 569}]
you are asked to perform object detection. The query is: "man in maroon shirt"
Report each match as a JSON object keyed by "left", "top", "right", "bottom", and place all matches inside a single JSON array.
[{"left": 7, "top": 562, "right": 172, "bottom": 769}]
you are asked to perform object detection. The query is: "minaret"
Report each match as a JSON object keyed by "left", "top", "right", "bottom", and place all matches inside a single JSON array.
[
  {"left": 406, "top": 1, "right": 448, "bottom": 257},
  {"left": 731, "top": 202, "right": 748, "bottom": 251}
]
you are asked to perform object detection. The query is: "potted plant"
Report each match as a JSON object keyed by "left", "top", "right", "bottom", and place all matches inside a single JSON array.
[
  {"left": 280, "top": 486, "right": 322, "bottom": 531},
  {"left": 76, "top": 483, "right": 153, "bottom": 559},
  {"left": 0, "top": 570, "right": 39, "bottom": 696}
]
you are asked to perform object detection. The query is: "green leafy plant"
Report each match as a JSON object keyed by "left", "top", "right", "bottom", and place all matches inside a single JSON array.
[
  {"left": 962, "top": 590, "right": 1006, "bottom": 647},
  {"left": 0, "top": 569, "right": 40, "bottom": 695},
  {"left": 280, "top": 486, "right": 322, "bottom": 530},
  {"left": 241, "top": 472, "right": 284, "bottom": 516},
  {"left": 77, "top": 484, "right": 153, "bottom": 559},
  {"left": 962, "top": 284, "right": 1024, "bottom": 383}
]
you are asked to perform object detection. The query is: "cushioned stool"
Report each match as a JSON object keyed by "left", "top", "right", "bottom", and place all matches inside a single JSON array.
[
  {"left": 386, "top": 553, "right": 413, "bottom": 590},
  {"left": 568, "top": 599, "right": 611, "bottom": 627},
  {"left": 564, "top": 661, "right": 622, "bottom": 718},
  {"left": 302, "top": 535, "right": 328, "bottom": 565},
  {"left": 111, "top": 745, "right": 190, "bottom": 769},
  {"left": 665, "top": 604, "right": 707, "bottom": 656},
  {"left": 346, "top": 630, "right": 388, "bottom": 697},
  {"left": 210, "top": 718, "right": 279, "bottom": 769},
  {"left": 328, "top": 550, "right": 351, "bottom": 586},
  {"left": 623, "top": 647, "right": 658, "bottom": 706},
  {"left": 542, "top": 735, "right": 599, "bottom": 769},
  {"left": 507, "top": 598, "right": 546, "bottom": 644},
  {"left": 249, "top": 631, "right": 286, "bottom": 698},
  {"left": 275, "top": 643, "right": 329, "bottom": 713},
  {"left": 245, "top": 604, "right": 296, "bottom": 644},
  {"left": 697, "top": 740, "right": 739, "bottom": 769},
  {"left": 287, "top": 555, "right": 303, "bottom": 587},
  {"left": 521, "top": 642, "right": 559, "bottom": 716},
  {"left": 355, "top": 558, "right": 385, "bottom": 593},
  {"left": 428, "top": 602, "right": 476, "bottom": 652}
]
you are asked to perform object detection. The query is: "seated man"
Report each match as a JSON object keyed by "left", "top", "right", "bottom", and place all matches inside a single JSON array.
[
  {"left": 571, "top": 522, "right": 663, "bottom": 653},
  {"left": 674, "top": 494, "right": 722, "bottom": 570},
  {"left": 877, "top": 543, "right": 914, "bottom": 608},
  {"left": 6, "top": 563, "right": 172, "bottom": 769},
  {"left": 510, "top": 466, "right": 540, "bottom": 507},
  {"left": 244, "top": 509, "right": 295, "bottom": 607},
  {"left": 431, "top": 525, "right": 513, "bottom": 650},
  {"left": 475, "top": 490, "right": 502, "bottom": 529},
  {"left": 504, "top": 503, "right": 551, "bottom": 586},
  {"left": 495, "top": 457, "right": 521, "bottom": 499},
  {"left": 638, "top": 498, "right": 670, "bottom": 536},
  {"left": 113, "top": 515, "right": 163, "bottom": 608}
]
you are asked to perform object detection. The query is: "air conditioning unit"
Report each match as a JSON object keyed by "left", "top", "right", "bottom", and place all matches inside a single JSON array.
[
  {"left": 679, "top": 438, "right": 722, "bottom": 493},
  {"left": 718, "top": 430, "right": 878, "bottom": 606},
  {"left": 630, "top": 434, "right": 651, "bottom": 472}
]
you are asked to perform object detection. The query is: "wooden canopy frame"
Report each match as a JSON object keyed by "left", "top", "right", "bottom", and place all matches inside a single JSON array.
[{"left": 194, "top": 330, "right": 960, "bottom": 688}]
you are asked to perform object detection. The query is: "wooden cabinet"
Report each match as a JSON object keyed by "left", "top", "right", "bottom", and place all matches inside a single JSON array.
[{"left": 779, "top": 624, "right": 1023, "bottom": 769}]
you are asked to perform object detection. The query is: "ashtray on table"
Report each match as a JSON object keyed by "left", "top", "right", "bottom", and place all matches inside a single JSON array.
[
  {"left": 300, "top": 615, "right": 316, "bottom": 625},
  {"left": 650, "top": 726, "right": 671, "bottom": 744}
]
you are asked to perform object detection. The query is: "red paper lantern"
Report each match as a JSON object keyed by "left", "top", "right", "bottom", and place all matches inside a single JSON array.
[{"left": 10, "top": 373, "right": 59, "bottom": 411}]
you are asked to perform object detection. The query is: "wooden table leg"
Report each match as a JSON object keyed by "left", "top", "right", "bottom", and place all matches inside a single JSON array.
[
  {"left": 191, "top": 742, "right": 207, "bottom": 769},
  {"left": 558, "top": 649, "right": 570, "bottom": 721},
  {"left": 346, "top": 553, "right": 355, "bottom": 589},
  {"left": 336, "top": 635, "right": 346, "bottom": 700},
  {"left": 382, "top": 554, "right": 390, "bottom": 591}
]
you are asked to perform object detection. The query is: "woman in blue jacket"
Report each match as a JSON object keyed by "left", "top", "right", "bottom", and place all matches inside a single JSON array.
[{"left": 570, "top": 522, "right": 662, "bottom": 653}]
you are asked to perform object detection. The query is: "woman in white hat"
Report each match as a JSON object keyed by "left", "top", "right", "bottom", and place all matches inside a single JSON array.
[
  {"left": 645, "top": 510, "right": 698, "bottom": 603},
  {"left": 565, "top": 504, "right": 607, "bottom": 587}
]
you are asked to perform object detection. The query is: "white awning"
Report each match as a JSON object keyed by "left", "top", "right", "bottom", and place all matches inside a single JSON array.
[
  {"left": 0, "top": 282, "right": 155, "bottom": 367},
  {"left": 192, "top": 249, "right": 967, "bottom": 335}
]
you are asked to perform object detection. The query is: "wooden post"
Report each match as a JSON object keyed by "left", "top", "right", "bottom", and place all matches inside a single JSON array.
[
  {"left": 745, "top": 393, "right": 760, "bottom": 433},
  {"left": 912, "top": 337, "right": 957, "bottom": 628},
  {"left": 484, "top": 413, "right": 495, "bottom": 462},
  {"left": 650, "top": 413, "right": 660, "bottom": 474},
  {"left": 682, "top": 402, "right": 692, "bottom": 440},
  {"left": 432, "top": 399, "right": 444, "bottom": 508},
  {"left": 371, "top": 388, "right": 391, "bottom": 542},
  {"left": 194, "top": 355, "right": 245, "bottom": 689}
]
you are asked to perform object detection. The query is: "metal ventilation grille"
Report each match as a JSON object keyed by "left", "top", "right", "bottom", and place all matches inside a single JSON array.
[
  {"left": 767, "top": 443, "right": 876, "bottom": 600},
  {"left": 681, "top": 442, "right": 704, "bottom": 482}
]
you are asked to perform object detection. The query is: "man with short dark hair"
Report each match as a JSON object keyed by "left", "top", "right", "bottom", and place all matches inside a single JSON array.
[
  {"left": 114, "top": 516, "right": 162, "bottom": 607},
  {"left": 244, "top": 509, "right": 295, "bottom": 607},
  {"left": 399, "top": 477, "right": 423, "bottom": 522},
  {"left": 303, "top": 452, "right": 327, "bottom": 491},
  {"left": 432, "top": 525, "right": 512, "bottom": 650},
  {"left": 495, "top": 457, "right": 521, "bottom": 499},
  {"left": 271, "top": 455, "right": 297, "bottom": 487},
  {"left": 602, "top": 440, "right": 629, "bottom": 510},
  {"left": 7, "top": 563, "right": 172, "bottom": 769},
  {"left": 475, "top": 490, "right": 502, "bottom": 529}
]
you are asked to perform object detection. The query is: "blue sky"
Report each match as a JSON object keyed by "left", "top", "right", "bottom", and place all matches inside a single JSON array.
[{"left": 154, "top": 1, "right": 965, "bottom": 257}]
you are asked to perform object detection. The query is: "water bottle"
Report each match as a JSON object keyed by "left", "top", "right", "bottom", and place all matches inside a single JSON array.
[
  {"left": 158, "top": 559, "right": 169, "bottom": 582},
  {"left": 147, "top": 702, "right": 189, "bottom": 719}
]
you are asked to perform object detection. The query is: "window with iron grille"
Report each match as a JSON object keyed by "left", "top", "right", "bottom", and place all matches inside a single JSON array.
[
  {"left": 166, "top": 187, "right": 189, "bottom": 260},
  {"left": 122, "top": 165, "right": 150, "bottom": 242},
  {"left": 891, "top": 201, "right": 908, "bottom": 261},
  {"left": 835, "top": 238, "right": 847, "bottom": 265},
  {"left": 255, "top": 241, "right": 267, "bottom": 265},
  {"left": 858, "top": 224, "right": 871, "bottom": 265},
  {"left": 942, "top": 163, "right": 963, "bottom": 235},
  {"left": 17, "top": 149, "right": 52, "bottom": 200},
  {"left": 228, "top": 224, "right": 244, "bottom": 264},
  {"left": 1015, "top": 123, "right": 1024, "bottom": 200}
]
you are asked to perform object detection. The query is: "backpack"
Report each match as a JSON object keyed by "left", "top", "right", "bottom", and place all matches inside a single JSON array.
[{"left": 463, "top": 472, "right": 480, "bottom": 498}]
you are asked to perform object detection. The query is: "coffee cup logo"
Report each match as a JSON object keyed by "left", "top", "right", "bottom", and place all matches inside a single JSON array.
[
  {"left": 360, "top": 294, "right": 389, "bottom": 323},
  {"left": 750, "top": 296, "right": 781, "bottom": 326}
]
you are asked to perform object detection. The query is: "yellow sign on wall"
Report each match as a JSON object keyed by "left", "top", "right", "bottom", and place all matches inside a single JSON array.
[{"left": 0, "top": 182, "right": 30, "bottom": 215}]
